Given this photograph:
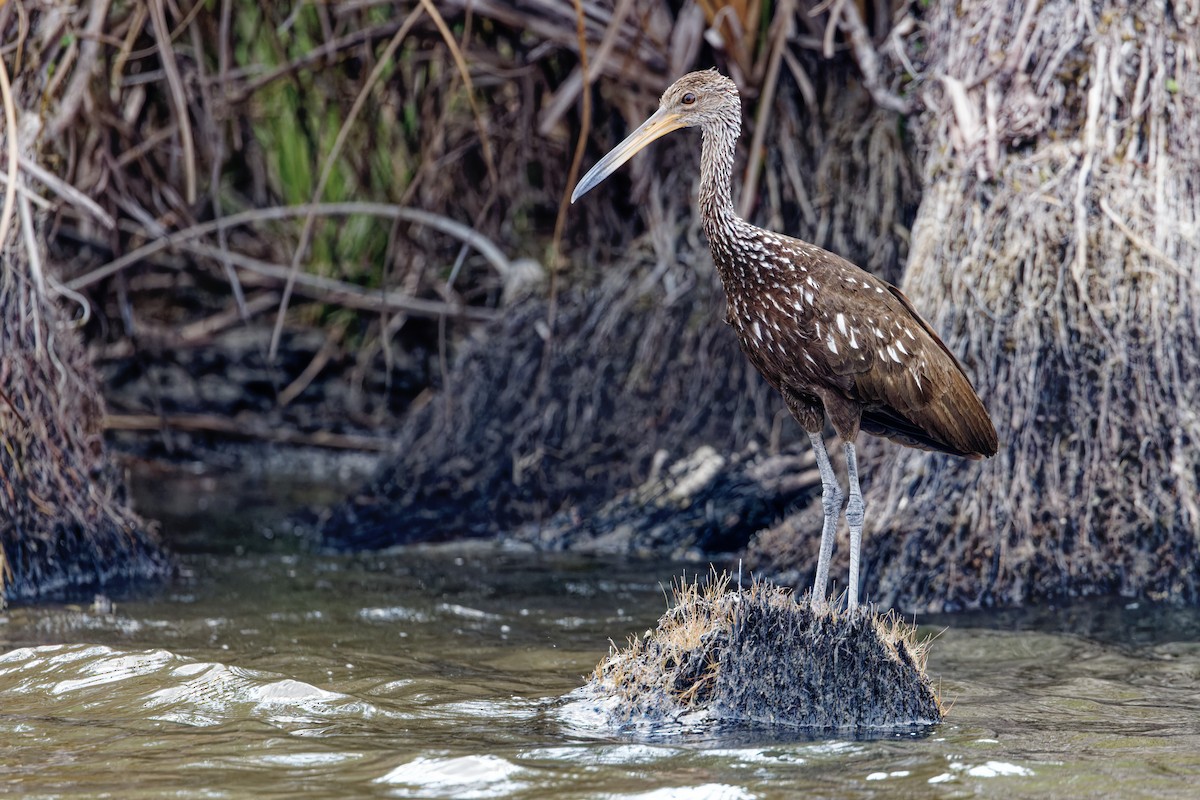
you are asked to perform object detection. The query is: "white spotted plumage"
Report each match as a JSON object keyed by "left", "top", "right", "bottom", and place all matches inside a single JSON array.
[{"left": 572, "top": 69, "right": 998, "bottom": 611}]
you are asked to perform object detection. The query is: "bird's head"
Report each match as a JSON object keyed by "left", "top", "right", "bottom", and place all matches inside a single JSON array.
[{"left": 571, "top": 69, "right": 741, "bottom": 203}]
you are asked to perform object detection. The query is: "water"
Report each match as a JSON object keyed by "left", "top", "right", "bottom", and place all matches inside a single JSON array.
[{"left": 1, "top": 470, "right": 1198, "bottom": 798}]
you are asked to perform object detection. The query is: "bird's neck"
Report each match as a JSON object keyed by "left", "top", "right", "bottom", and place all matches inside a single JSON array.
[
  {"left": 698, "top": 124, "right": 738, "bottom": 227},
  {"left": 699, "top": 121, "right": 755, "bottom": 282}
]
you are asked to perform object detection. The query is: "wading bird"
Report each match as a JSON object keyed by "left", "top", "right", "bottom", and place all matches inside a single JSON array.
[{"left": 571, "top": 70, "right": 997, "bottom": 611}]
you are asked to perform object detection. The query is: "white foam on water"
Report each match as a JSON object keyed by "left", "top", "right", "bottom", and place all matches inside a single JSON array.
[
  {"left": 357, "top": 605, "right": 431, "bottom": 623},
  {"left": 520, "top": 743, "right": 679, "bottom": 766},
  {"left": 437, "top": 603, "right": 501, "bottom": 621},
  {"left": 374, "top": 754, "right": 527, "bottom": 798},
  {"left": 604, "top": 784, "right": 756, "bottom": 800},
  {"left": 930, "top": 758, "right": 1036, "bottom": 783},
  {"left": 964, "top": 760, "right": 1035, "bottom": 778}
]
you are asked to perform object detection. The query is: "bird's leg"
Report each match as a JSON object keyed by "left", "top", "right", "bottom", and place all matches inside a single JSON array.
[
  {"left": 844, "top": 441, "right": 865, "bottom": 611},
  {"left": 808, "top": 431, "right": 843, "bottom": 610}
]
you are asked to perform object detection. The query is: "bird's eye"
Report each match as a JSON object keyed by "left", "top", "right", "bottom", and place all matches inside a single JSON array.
[{"left": 681, "top": 92, "right": 696, "bottom": 105}]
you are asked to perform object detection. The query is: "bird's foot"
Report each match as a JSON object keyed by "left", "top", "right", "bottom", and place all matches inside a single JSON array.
[{"left": 806, "top": 587, "right": 832, "bottom": 615}]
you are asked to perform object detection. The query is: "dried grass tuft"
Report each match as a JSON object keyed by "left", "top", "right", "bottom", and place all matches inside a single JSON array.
[
  {"left": 587, "top": 570, "right": 942, "bottom": 731},
  {"left": 592, "top": 570, "right": 734, "bottom": 719}
]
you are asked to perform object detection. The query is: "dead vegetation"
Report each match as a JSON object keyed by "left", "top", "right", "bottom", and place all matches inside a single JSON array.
[
  {"left": 899, "top": 0, "right": 1200, "bottom": 609},
  {"left": 583, "top": 571, "right": 941, "bottom": 731}
]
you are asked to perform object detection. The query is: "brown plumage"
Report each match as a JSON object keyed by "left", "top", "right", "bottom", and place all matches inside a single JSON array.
[{"left": 572, "top": 70, "right": 998, "bottom": 610}]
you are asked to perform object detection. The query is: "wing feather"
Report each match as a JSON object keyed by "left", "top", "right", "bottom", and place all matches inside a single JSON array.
[{"left": 788, "top": 251, "right": 997, "bottom": 458}]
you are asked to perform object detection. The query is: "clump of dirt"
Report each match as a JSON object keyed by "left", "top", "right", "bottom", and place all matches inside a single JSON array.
[{"left": 578, "top": 574, "right": 942, "bottom": 732}]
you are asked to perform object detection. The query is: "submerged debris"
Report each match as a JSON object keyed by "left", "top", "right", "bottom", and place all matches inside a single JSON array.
[{"left": 581, "top": 575, "right": 942, "bottom": 733}]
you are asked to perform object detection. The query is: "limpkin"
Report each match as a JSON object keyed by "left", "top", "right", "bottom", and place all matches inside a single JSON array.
[{"left": 572, "top": 70, "right": 998, "bottom": 611}]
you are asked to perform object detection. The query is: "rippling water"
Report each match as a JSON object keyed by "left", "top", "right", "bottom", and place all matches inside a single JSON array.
[{"left": 1, "top": 475, "right": 1198, "bottom": 798}]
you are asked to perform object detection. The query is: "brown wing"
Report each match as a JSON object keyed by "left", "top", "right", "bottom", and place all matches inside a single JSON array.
[{"left": 794, "top": 252, "right": 998, "bottom": 459}]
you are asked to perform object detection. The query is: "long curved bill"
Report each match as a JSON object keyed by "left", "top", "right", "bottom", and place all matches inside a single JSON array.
[{"left": 570, "top": 107, "right": 686, "bottom": 203}]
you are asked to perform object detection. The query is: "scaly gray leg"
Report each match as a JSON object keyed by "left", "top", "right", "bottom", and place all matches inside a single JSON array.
[
  {"left": 808, "top": 431, "right": 843, "bottom": 609},
  {"left": 844, "top": 441, "right": 865, "bottom": 611}
]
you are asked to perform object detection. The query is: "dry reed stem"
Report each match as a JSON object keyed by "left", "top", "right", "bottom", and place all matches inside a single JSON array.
[
  {"left": 180, "top": 240, "right": 499, "bottom": 322},
  {"left": 737, "top": 0, "right": 791, "bottom": 220},
  {"left": 0, "top": 49, "right": 18, "bottom": 254},
  {"left": 47, "top": 0, "right": 110, "bottom": 137},
  {"left": 418, "top": 0, "right": 497, "bottom": 186},
  {"left": 15, "top": 156, "right": 113, "bottom": 228},
  {"left": 147, "top": 0, "right": 196, "bottom": 203},
  {"left": 536, "top": 0, "right": 635, "bottom": 136},
  {"left": 67, "top": 202, "right": 517, "bottom": 301},
  {"left": 545, "top": 0, "right": 596, "bottom": 338}
]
